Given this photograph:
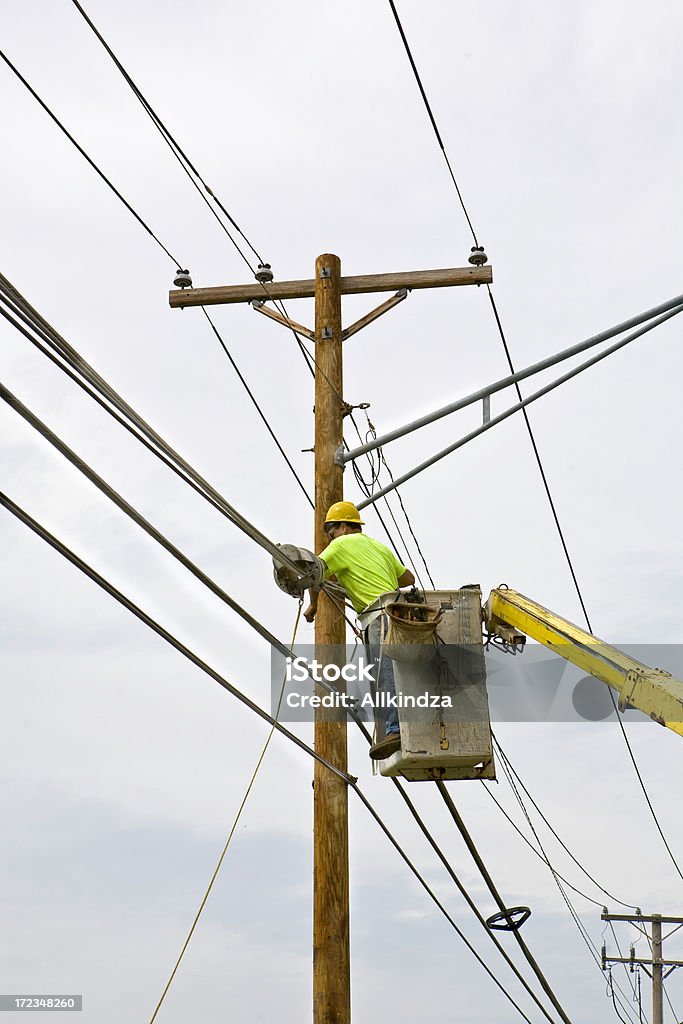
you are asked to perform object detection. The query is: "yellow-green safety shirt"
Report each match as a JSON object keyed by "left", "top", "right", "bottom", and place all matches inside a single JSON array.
[{"left": 319, "top": 533, "right": 408, "bottom": 613}]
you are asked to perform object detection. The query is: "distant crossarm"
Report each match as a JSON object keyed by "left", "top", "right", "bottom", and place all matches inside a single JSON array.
[{"left": 485, "top": 588, "right": 683, "bottom": 737}]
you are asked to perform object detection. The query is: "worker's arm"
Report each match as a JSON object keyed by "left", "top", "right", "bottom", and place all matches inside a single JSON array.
[
  {"left": 304, "top": 559, "right": 330, "bottom": 622},
  {"left": 304, "top": 589, "right": 319, "bottom": 623},
  {"left": 398, "top": 569, "right": 415, "bottom": 588}
]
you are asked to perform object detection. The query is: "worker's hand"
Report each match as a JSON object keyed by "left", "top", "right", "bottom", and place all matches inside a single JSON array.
[{"left": 304, "top": 603, "right": 317, "bottom": 623}]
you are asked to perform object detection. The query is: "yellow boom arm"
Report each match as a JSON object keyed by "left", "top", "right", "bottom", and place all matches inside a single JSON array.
[{"left": 485, "top": 589, "right": 683, "bottom": 737}]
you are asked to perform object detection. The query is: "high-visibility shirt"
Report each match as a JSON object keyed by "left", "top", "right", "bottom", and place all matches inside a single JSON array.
[{"left": 319, "top": 533, "right": 407, "bottom": 613}]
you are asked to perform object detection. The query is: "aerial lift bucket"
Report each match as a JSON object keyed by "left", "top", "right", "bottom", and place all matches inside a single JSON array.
[{"left": 377, "top": 586, "right": 495, "bottom": 781}]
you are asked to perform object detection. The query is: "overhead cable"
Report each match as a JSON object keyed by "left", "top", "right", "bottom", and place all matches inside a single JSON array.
[
  {"left": 68, "top": 0, "right": 264, "bottom": 268},
  {"left": 386, "top": 0, "right": 479, "bottom": 246},
  {"left": 200, "top": 307, "right": 314, "bottom": 508},
  {"left": 385, "top": 0, "right": 683, "bottom": 898},
  {"left": 490, "top": 737, "right": 639, "bottom": 911},
  {"left": 436, "top": 781, "right": 573, "bottom": 1024},
  {"left": 0, "top": 271, "right": 304, "bottom": 578},
  {"left": 3, "top": 374, "right": 577, "bottom": 1023},
  {"left": 496, "top": 740, "right": 640, "bottom": 1024},
  {"left": 1, "top": 491, "right": 547, "bottom": 1024},
  {"left": 0, "top": 490, "right": 350, "bottom": 783},
  {"left": 0, "top": 49, "right": 180, "bottom": 266}
]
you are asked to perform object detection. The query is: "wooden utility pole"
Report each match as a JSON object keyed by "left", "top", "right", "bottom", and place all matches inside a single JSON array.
[
  {"left": 169, "top": 255, "right": 491, "bottom": 1024},
  {"left": 602, "top": 912, "right": 683, "bottom": 1024},
  {"left": 312, "top": 254, "right": 349, "bottom": 1024}
]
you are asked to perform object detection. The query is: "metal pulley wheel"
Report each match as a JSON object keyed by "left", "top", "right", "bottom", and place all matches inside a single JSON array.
[{"left": 273, "top": 544, "right": 325, "bottom": 599}]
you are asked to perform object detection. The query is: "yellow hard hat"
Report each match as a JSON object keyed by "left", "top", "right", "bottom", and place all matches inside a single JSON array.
[{"left": 325, "top": 501, "right": 364, "bottom": 525}]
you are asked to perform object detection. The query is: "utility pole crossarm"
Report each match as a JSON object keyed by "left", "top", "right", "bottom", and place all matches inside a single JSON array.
[
  {"left": 602, "top": 913, "right": 683, "bottom": 1024},
  {"left": 169, "top": 264, "right": 492, "bottom": 308}
]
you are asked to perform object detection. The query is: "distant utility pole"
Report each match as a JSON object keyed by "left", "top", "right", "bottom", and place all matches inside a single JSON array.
[
  {"left": 170, "top": 255, "right": 491, "bottom": 1024},
  {"left": 602, "top": 912, "right": 683, "bottom": 1024}
]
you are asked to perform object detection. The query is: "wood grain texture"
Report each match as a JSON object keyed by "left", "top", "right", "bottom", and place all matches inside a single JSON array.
[
  {"left": 313, "top": 254, "right": 350, "bottom": 1024},
  {"left": 169, "top": 264, "right": 492, "bottom": 307}
]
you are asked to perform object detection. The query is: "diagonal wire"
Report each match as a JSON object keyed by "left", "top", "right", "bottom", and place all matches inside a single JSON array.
[
  {"left": 436, "top": 781, "right": 573, "bottom": 1024},
  {"left": 495, "top": 739, "right": 640, "bottom": 1024},
  {"left": 1, "top": 490, "right": 552, "bottom": 1024},
  {"left": 386, "top": 0, "right": 479, "bottom": 247},
  {"left": 490, "top": 736, "right": 638, "bottom": 911},
  {"left": 0, "top": 48, "right": 179, "bottom": 266},
  {"left": 200, "top": 307, "right": 313, "bottom": 508},
  {"left": 147, "top": 601, "right": 304, "bottom": 1023},
  {"left": 385, "top": 0, "right": 683, "bottom": 891}
]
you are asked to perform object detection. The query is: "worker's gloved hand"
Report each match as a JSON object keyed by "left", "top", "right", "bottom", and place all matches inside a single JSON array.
[{"left": 304, "top": 604, "right": 317, "bottom": 623}]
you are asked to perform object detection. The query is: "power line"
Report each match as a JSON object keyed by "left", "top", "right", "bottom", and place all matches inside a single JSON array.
[
  {"left": 68, "top": 0, "right": 265, "bottom": 271},
  {"left": 2, "top": 370, "right": 582, "bottom": 1023},
  {"left": 0, "top": 489, "right": 350, "bottom": 783},
  {"left": 0, "top": 272, "right": 305, "bottom": 577},
  {"left": 480, "top": 783, "right": 631, "bottom": 911},
  {"left": 385, "top": 0, "right": 683, "bottom": 894},
  {"left": 200, "top": 307, "right": 313, "bottom": 508},
  {"left": 1, "top": 490, "right": 551, "bottom": 1024},
  {"left": 0, "top": 50, "right": 313, "bottom": 512},
  {"left": 386, "top": 0, "right": 479, "bottom": 247},
  {"left": 490, "top": 735, "right": 639, "bottom": 911},
  {"left": 0, "top": 48, "right": 179, "bottom": 266},
  {"left": 436, "top": 781, "right": 574, "bottom": 1024},
  {"left": 496, "top": 740, "right": 641, "bottom": 1024}
]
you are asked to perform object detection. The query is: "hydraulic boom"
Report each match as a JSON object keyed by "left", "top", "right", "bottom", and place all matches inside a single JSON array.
[{"left": 485, "top": 589, "right": 683, "bottom": 737}]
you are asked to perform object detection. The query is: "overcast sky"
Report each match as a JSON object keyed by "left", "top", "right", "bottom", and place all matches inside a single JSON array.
[{"left": 2, "top": 2, "right": 683, "bottom": 1022}]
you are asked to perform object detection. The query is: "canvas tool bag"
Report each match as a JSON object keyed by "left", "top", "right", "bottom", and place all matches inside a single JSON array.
[{"left": 383, "top": 602, "right": 443, "bottom": 664}]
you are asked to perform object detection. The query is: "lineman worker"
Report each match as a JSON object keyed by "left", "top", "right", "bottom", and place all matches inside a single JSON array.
[{"left": 304, "top": 501, "right": 415, "bottom": 760}]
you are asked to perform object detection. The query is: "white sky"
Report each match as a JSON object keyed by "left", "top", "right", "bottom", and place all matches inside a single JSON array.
[{"left": 2, "top": 1, "right": 683, "bottom": 1022}]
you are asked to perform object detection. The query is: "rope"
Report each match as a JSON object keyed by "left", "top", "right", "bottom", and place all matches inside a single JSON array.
[{"left": 147, "top": 601, "right": 304, "bottom": 1023}]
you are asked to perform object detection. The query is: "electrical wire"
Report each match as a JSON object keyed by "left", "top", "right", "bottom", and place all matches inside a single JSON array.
[
  {"left": 0, "top": 272, "right": 305, "bottom": 577},
  {"left": 68, "top": 0, "right": 264, "bottom": 268},
  {"left": 480, "top": 783, "right": 629, "bottom": 910},
  {"left": 0, "top": 49, "right": 314, "bottom": 515},
  {"left": 1, "top": 491, "right": 553, "bottom": 1024},
  {"left": 3, "top": 372, "right": 589, "bottom": 1023},
  {"left": 496, "top": 740, "right": 640, "bottom": 1024},
  {"left": 386, "top": 0, "right": 479, "bottom": 247},
  {"left": 351, "top": 408, "right": 436, "bottom": 589},
  {"left": 436, "top": 781, "right": 574, "bottom": 1024},
  {"left": 0, "top": 49, "right": 180, "bottom": 266},
  {"left": 200, "top": 307, "right": 313, "bottom": 508},
  {"left": 0, "top": 489, "right": 351, "bottom": 783},
  {"left": 490, "top": 735, "right": 638, "bottom": 911},
  {"left": 385, "top": 0, "right": 683, "bottom": 894}
]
